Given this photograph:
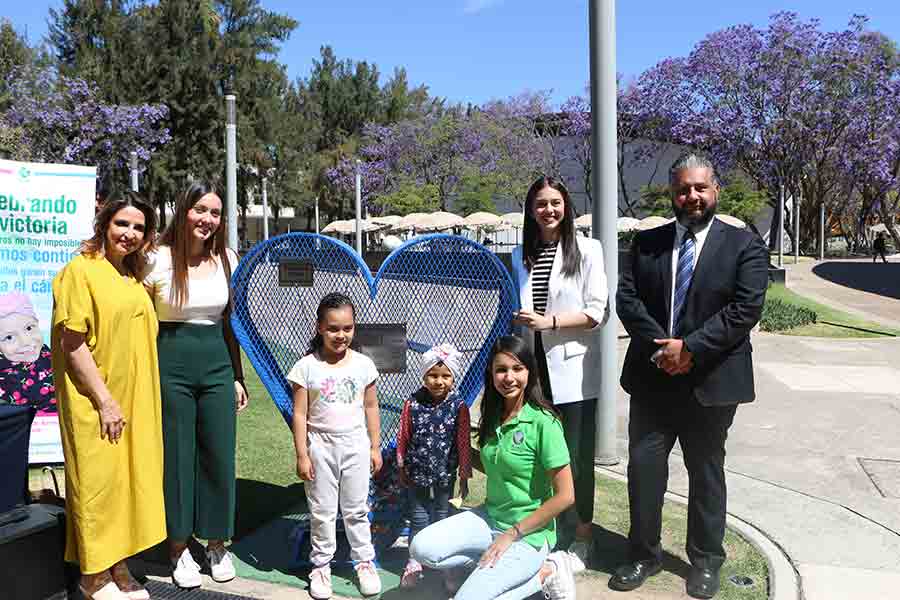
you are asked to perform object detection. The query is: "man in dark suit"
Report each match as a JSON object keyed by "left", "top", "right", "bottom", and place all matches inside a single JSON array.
[{"left": 610, "top": 153, "right": 768, "bottom": 599}]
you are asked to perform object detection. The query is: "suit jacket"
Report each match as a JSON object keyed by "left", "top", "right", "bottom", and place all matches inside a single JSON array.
[{"left": 617, "top": 218, "right": 769, "bottom": 406}]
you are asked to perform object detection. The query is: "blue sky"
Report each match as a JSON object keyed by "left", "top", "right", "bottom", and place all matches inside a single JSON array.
[{"left": 5, "top": 1, "right": 899, "bottom": 107}]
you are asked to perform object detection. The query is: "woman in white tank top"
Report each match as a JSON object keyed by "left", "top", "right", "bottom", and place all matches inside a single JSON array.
[{"left": 144, "top": 181, "right": 248, "bottom": 590}]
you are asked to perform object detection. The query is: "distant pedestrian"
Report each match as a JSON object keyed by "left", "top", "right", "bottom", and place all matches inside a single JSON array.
[{"left": 873, "top": 232, "right": 888, "bottom": 263}]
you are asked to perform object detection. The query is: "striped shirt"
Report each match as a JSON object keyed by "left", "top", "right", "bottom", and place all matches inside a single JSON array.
[{"left": 531, "top": 242, "right": 557, "bottom": 315}]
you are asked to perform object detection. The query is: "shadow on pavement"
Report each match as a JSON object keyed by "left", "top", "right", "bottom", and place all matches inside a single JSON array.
[
  {"left": 235, "top": 478, "right": 306, "bottom": 540},
  {"left": 591, "top": 524, "right": 691, "bottom": 581},
  {"left": 812, "top": 262, "right": 900, "bottom": 300}
]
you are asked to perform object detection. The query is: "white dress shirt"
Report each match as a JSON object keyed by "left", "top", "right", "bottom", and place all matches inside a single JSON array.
[{"left": 669, "top": 217, "right": 714, "bottom": 335}]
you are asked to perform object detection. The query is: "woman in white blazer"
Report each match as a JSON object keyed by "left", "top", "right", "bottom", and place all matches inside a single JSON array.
[{"left": 511, "top": 176, "right": 608, "bottom": 571}]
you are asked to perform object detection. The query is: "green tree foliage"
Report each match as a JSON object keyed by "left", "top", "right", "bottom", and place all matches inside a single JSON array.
[
  {"left": 380, "top": 181, "right": 439, "bottom": 216},
  {"left": 454, "top": 173, "right": 499, "bottom": 215},
  {"left": 717, "top": 174, "right": 768, "bottom": 226},
  {"left": 639, "top": 184, "right": 670, "bottom": 217},
  {"left": 640, "top": 173, "right": 767, "bottom": 224},
  {"left": 46, "top": 0, "right": 300, "bottom": 232}
]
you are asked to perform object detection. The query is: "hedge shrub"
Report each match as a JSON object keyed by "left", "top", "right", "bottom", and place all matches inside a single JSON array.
[{"left": 760, "top": 297, "right": 817, "bottom": 332}]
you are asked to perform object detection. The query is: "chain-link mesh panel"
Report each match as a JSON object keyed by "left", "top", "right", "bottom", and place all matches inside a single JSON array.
[{"left": 231, "top": 232, "right": 519, "bottom": 451}]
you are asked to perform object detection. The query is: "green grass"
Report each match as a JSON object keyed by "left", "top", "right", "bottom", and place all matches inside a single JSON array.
[
  {"left": 234, "top": 354, "right": 305, "bottom": 537},
  {"left": 766, "top": 284, "right": 900, "bottom": 338}
]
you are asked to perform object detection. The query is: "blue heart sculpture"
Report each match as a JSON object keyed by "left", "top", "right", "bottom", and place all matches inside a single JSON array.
[
  {"left": 230, "top": 232, "right": 518, "bottom": 446},
  {"left": 230, "top": 233, "right": 518, "bottom": 563}
]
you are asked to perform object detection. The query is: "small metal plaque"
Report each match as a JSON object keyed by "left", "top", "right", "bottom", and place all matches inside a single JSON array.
[
  {"left": 278, "top": 259, "right": 314, "bottom": 287},
  {"left": 355, "top": 323, "right": 407, "bottom": 373}
]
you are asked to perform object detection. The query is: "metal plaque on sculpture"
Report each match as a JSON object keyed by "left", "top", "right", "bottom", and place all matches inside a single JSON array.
[
  {"left": 355, "top": 323, "right": 407, "bottom": 373},
  {"left": 278, "top": 258, "right": 314, "bottom": 287}
]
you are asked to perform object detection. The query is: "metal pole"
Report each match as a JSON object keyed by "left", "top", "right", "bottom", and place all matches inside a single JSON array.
[
  {"left": 778, "top": 182, "right": 784, "bottom": 268},
  {"left": 261, "top": 176, "right": 270, "bottom": 241},
  {"left": 590, "top": 0, "right": 619, "bottom": 466},
  {"left": 129, "top": 151, "right": 139, "bottom": 192},
  {"left": 355, "top": 160, "right": 362, "bottom": 255},
  {"left": 819, "top": 202, "right": 825, "bottom": 260},
  {"left": 225, "top": 94, "right": 238, "bottom": 250},
  {"left": 315, "top": 196, "right": 320, "bottom": 235},
  {"left": 794, "top": 191, "right": 800, "bottom": 264}
]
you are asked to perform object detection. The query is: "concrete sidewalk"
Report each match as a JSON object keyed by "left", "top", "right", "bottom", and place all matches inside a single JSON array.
[{"left": 608, "top": 332, "right": 900, "bottom": 600}]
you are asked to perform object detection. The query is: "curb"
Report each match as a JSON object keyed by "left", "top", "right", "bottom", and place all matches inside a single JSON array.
[{"left": 597, "top": 467, "right": 800, "bottom": 600}]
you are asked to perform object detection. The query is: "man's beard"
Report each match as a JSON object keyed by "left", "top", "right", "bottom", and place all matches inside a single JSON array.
[{"left": 672, "top": 201, "right": 716, "bottom": 231}]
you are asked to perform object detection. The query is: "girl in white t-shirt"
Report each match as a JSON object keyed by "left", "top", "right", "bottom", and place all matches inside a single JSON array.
[{"left": 288, "top": 293, "right": 383, "bottom": 600}]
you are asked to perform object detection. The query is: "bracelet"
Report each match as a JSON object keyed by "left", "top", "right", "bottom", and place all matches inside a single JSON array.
[
  {"left": 552, "top": 315, "right": 558, "bottom": 330},
  {"left": 511, "top": 523, "right": 523, "bottom": 539}
]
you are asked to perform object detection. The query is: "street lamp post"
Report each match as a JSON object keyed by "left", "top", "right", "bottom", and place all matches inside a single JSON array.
[
  {"left": 355, "top": 160, "right": 362, "bottom": 255},
  {"left": 225, "top": 94, "right": 238, "bottom": 250},
  {"left": 129, "top": 151, "right": 139, "bottom": 192},
  {"left": 778, "top": 182, "right": 785, "bottom": 268},
  {"left": 590, "top": 0, "right": 619, "bottom": 466},
  {"left": 261, "top": 176, "right": 270, "bottom": 241}
]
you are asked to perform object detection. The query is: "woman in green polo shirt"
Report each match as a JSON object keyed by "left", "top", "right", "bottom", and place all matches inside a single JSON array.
[{"left": 410, "top": 335, "right": 579, "bottom": 600}]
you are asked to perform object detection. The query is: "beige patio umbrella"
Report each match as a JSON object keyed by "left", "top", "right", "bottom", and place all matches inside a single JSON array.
[
  {"left": 369, "top": 215, "right": 402, "bottom": 227},
  {"left": 617, "top": 216, "right": 640, "bottom": 232},
  {"left": 463, "top": 211, "right": 502, "bottom": 228},
  {"left": 419, "top": 211, "right": 464, "bottom": 232},
  {"left": 390, "top": 212, "right": 429, "bottom": 232},
  {"left": 636, "top": 215, "right": 672, "bottom": 231},
  {"left": 321, "top": 219, "right": 351, "bottom": 234},
  {"left": 715, "top": 214, "right": 746, "bottom": 228},
  {"left": 321, "top": 218, "right": 381, "bottom": 235},
  {"left": 500, "top": 212, "right": 525, "bottom": 228},
  {"left": 574, "top": 214, "right": 593, "bottom": 230}
]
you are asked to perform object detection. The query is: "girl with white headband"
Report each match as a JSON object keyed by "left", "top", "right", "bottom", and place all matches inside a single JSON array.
[{"left": 395, "top": 342, "right": 472, "bottom": 589}]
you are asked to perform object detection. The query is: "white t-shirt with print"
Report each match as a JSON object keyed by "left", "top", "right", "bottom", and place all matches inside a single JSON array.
[{"left": 286, "top": 350, "right": 379, "bottom": 434}]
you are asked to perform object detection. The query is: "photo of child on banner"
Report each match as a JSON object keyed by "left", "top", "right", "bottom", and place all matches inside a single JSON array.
[{"left": 0, "top": 292, "right": 55, "bottom": 414}]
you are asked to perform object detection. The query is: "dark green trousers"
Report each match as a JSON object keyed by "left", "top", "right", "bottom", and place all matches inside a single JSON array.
[{"left": 159, "top": 322, "right": 236, "bottom": 541}]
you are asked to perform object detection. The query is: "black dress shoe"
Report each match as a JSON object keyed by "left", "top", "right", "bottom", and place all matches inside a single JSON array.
[
  {"left": 686, "top": 567, "right": 721, "bottom": 599},
  {"left": 608, "top": 559, "right": 662, "bottom": 591}
]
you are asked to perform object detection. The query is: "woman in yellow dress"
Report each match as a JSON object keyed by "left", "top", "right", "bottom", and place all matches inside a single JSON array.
[{"left": 51, "top": 192, "right": 166, "bottom": 600}]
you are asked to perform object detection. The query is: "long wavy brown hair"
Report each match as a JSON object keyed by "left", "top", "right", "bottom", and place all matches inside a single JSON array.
[
  {"left": 477, "top": 335, "right": 558, "bottom": 449},
  {"left": 522, "top": 175, "right": 582, "bottom": 278},
  {"left": 159, "top": 180, "right": 228, "bottom": 308},
  {"left": 81, "top": 191, "right": 158, "bottom": 279}
]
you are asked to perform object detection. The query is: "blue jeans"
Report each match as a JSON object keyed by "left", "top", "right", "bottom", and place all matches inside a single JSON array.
[
  {"left": 410, "top": 509, "right": 548, "bottom": 600},
  {"left": 409, "top": 482, "right": 454, "bottom": 543}
]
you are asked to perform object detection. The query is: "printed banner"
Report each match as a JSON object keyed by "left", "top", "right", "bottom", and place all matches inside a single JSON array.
[{"left": 0, "top": 159, "right": 96, "bottom": 463}]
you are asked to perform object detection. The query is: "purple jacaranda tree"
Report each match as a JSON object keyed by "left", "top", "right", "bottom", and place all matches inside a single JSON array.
[
  {"left": 636, "top": 12, "right": 900, "bottom": 250},
  {"left": 330, "top": 97, "right": 553, "bottom": 214},
  {"left": 559, "top": 78, "right": 670, "bottom": 216},
  {"left": 473, "top": 90, "right": 557, "bottom": 199},
  {"left": 3, "top": 68, "right": 170, "bottom": 182}
]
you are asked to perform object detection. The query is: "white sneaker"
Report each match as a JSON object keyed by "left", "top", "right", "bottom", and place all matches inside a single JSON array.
[
  {"left": 355, "top": 560, "right": 382, "bottom": 596},
  {"left": 206, "top": 545, "right": 236, "bottom": 583},
  {"left": 309, "top": 565, "right": 332, "bottom": 599},
  {"left": 542, "top": 551, "right": 576, "bottom": 600},
  {"left": 567, "top": 539, "right": 591, "bottom": 573},
  {"left": 172, "top": 547, "right": 202, "bottom": 589}
]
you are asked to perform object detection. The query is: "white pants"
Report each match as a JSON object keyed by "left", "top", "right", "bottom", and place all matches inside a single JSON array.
[{"left": 307, "top": 429, "right": 375, "bottom": 566}]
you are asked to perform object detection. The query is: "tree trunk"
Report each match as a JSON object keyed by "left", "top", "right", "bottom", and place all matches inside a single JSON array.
[{"left": 878, "top": 200, "right": 900, "bottom": 252}]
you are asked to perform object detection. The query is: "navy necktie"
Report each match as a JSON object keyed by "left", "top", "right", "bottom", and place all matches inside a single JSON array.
[{"left": 672, "top": 231, "right": 695, "bottom": 336}]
